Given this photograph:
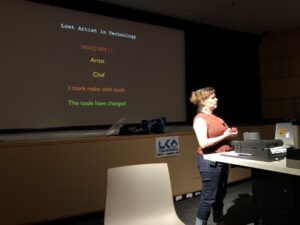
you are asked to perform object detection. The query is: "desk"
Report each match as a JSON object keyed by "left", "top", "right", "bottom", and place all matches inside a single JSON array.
[
  {"left": 203, "top": 151, "right": 300, "bottom": 176},
  {"left": 204, "top": 151, "right": 300, "bottom": 225}
]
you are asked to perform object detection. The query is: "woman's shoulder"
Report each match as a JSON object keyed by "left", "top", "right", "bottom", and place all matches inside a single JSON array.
[
  {"left": 195, "top": 112, "right": 225, "bottom": 123},
  {"left": 193, "top": 114, "right": 207, "bottom": 129},
  {"left": 193, "top": 113, "right": 208, "bottom": 123},
  {"left": 194, "top": 112, "right": 211, "bottom": 119}
]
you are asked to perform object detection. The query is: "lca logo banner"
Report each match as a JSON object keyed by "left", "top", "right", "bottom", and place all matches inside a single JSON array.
[{"left": 155, "top": 136, "right": 179, "bottom": 158}]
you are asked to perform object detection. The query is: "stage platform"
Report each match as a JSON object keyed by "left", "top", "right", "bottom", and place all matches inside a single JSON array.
[{"left": 0, "top": 126, "right": 193, "bottom": 143}]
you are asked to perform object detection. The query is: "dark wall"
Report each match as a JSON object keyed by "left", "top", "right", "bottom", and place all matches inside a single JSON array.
[
  {"left": 33, "top": 0, "right": 262, "bottom": 126},
  {"left": 185, "top": 23, "right": 262, "bottom": 125}
]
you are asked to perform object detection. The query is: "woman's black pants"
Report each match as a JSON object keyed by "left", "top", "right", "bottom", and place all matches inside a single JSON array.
[{"left": 196, "top": 154, "right": 229, "bottom": 222}]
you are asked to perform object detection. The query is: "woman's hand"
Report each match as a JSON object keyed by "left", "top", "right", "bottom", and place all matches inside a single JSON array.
[
  {"left": 230, "top": 127, "right": 238, "bottom": 135},
  {"left": 223, "top": 127, "right": 238, "bottom": 139}
]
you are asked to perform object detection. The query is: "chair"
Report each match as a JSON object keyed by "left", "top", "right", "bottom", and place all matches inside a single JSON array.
[{"left": 104, "top": 163, "right": 185, "bottom": 225}]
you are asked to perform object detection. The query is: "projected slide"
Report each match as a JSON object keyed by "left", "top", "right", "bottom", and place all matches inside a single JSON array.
[{"left": 0, "top": 0, "right": 186, "bottom": 130}]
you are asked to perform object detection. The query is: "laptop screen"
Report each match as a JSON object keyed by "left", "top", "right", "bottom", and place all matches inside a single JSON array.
[{"left": 275, "top": 123, "right": 294, "bottom": 147}]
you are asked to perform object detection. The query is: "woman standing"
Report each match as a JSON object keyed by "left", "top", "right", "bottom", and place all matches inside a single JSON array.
[{"left": 190, "top": 87, "right": 238, "bottom": 225}]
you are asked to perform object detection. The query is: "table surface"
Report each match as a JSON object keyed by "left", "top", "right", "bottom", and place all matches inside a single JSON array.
[{"left": 203, "top": 151, "right": 300, "bottom": 176}]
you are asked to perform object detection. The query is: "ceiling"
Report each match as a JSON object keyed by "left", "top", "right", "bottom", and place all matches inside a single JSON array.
[{"left": 96, "top": 0, "right": 300, "bottom": 35}]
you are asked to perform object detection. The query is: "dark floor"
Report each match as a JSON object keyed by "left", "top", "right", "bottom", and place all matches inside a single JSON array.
[
  {"left": 38, "top": 180, "right": 255, "bottom": 225},
  {"left": 175, "top": 180, "right": 255, "bottom": 225}
]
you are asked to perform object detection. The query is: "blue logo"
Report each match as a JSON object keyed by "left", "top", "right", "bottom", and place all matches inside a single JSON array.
[
  {"left": 158, "top": 139, "right": 178, "bottom": 150},
  {"left": 156, "top": 136, "right": 179, "bottom": 157}
]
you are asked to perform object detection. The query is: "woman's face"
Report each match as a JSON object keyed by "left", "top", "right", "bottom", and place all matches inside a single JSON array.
[{"left": 203, "top": 93, "right": 218, "bottom": 110}]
